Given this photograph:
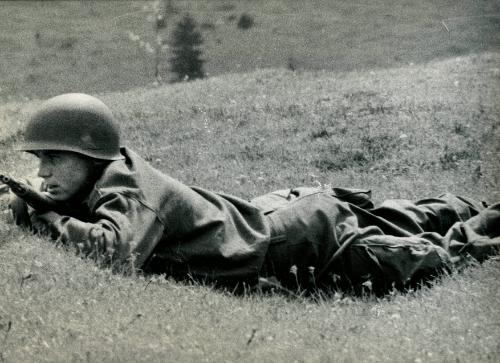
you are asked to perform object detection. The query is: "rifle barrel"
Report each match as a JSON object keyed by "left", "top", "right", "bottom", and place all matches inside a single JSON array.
[{"left": 0, "top": 174, "right": 28, "bottom": 195}]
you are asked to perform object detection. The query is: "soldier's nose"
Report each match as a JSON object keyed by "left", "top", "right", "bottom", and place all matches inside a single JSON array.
[{"left": 37, "top": 162, "right": 52, "bottom": 178}]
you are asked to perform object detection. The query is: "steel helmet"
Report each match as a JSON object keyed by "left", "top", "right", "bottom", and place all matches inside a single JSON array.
[{"left": 19, "top": 93, "right": 124, "bottom": 160}]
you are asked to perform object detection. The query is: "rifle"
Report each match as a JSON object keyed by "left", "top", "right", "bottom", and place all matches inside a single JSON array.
[{"left": 0, "top": 174, "right": 74, "bottom": 216}]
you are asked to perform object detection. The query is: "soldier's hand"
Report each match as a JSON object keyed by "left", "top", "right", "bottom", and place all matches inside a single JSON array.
[
  {"left": 30, "top": 211, "right": 61, "bottom": 236},
  {"left": 8, "top": 194, "right": 32, "bottom": 228}
]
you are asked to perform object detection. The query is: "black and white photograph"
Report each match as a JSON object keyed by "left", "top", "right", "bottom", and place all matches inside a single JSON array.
[{"left": 1, "top": 1, "right": 499, "bottom": 362}]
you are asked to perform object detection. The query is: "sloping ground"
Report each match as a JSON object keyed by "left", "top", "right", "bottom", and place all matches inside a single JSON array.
[
  {"left": 2, "top": 52, "right": 499, "bottom": 200},
  {"left": 0, "top": 53, "right": 499, "bottom": 363}
]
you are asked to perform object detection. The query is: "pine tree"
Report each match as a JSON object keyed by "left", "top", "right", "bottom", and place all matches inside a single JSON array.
[{"left": 169, "top": 15, "right": 205, "bottom": 81}]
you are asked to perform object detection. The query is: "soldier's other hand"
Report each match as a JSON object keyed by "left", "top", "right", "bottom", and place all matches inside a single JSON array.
[
  {"left": 8, "top": 194, "right": 32, "bottom": 228},
  {"left": 30, "top": 211, "right": 61, "bottom": 235}
]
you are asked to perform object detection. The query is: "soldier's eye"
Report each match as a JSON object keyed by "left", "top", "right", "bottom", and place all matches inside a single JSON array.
[{"left": 47, "top": 153, "right": 60, "bottom": 161}]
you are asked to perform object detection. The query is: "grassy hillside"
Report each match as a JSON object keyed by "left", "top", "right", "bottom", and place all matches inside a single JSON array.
[
  {"left": 3, "top": 52, "right": 499, "bottom": 201},
  {"left": 0, "top": 53, "right": 499, "bottom": 362},
  {"left": 1, "top": 0, "right": 499, "bottom": 102}
]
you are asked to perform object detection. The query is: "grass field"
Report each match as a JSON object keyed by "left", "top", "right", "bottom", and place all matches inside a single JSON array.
[
  {"left": 0, "top": 0, "right": 499, "bottom": 102},
  {"left": 1, "top": 1, "right": 500, "bottom": 362},
  {"left": 1, "top": 52, "right": 499, "bottom": 362}
]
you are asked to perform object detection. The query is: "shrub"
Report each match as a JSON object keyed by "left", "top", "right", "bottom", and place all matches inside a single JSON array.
[
  {"left": 169, "top": 15, "right": 205, "bottom": 82},
  {"left": 237, "top": 13, "right": 255, "bottom": 30}
]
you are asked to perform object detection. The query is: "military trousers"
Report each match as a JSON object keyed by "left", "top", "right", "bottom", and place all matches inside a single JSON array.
[{"left": 257, "top": 189, "right": 500, "bottom": 293}]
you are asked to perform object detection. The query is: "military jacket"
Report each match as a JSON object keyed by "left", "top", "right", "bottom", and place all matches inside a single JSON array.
[{"left": 46, "top": 148, "right": 271, "bottom": 285}]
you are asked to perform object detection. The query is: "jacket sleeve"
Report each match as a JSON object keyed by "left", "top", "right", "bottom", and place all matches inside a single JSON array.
[{"left": 35, "top": 192, "right": 164, "bottom": 270}]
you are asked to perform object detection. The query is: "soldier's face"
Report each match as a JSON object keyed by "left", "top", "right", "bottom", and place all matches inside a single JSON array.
[{"left": 35, "top": 150, "right": 95, "bottom": 201}]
